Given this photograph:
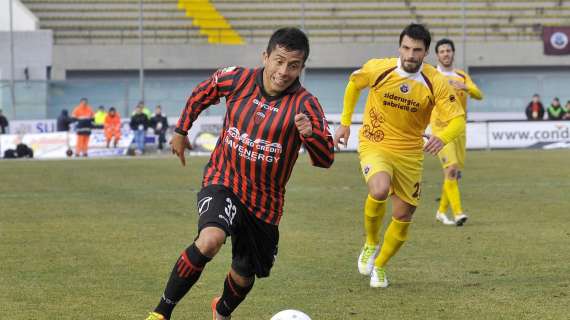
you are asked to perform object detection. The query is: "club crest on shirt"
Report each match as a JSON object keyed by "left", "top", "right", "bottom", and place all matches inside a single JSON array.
[
  {"left": 363, "top": 164, "right": 371, "bottom": 175},
  {"left": 449, "top": 94, "right": 456, "bottom": 102},
  {"left": 400, "top": 83, "right": 410, "bottom": 94},
  {"left": 254, "top": 111, "right": 266, "bottom": 124}
]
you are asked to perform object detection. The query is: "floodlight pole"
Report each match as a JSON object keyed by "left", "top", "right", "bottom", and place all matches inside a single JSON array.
[
  {"left": 9, "top": 0, "right": 16, "bottom": 118},
  {"left": 461, "top": 0, "right": 467, "bottom": 70},
  {"left": 138, "top": 0, "right": 145, "bottom": 103}
]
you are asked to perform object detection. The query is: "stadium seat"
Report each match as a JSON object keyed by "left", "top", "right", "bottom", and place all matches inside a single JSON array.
[{"left": 20, "top": 0, "right": 570, "bottom": 44}]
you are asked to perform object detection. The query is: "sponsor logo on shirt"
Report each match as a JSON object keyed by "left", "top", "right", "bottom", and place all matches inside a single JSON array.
[
  {"left": 253, "top": 99, "right": 279, "bottom": 113},
  {"left": 224, "top": 127, "right": 282, "bottom": 163},
  {"left": 383, "top": 92, "right": 420, "bottom": 113}
]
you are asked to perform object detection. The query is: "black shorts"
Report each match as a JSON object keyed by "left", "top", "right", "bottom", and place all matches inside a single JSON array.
[{"left": 196, "top": 185, "right": 279, "bottom": 278}]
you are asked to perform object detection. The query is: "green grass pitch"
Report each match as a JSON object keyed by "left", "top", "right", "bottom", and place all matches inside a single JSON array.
[{"left": 0, "top": 150, "right": 568, "bottom": 319}]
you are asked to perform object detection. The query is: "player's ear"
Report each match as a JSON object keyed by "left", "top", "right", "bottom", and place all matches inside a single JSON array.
[{"left": 262, "top": 51, "right": 269, "bottom": 66}]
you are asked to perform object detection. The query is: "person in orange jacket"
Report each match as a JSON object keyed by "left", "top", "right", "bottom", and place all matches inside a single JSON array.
[
  {"left": 72, "top": 98, "right": 94, "bottom": 157},
  {"left": 104, "top": 107, "right": 122, "bottom": 148}
]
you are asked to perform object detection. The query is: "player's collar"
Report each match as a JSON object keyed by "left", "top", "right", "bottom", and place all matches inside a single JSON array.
[
  {"left": 437, "top": 64, "right": 458, "bottom": 77},
  {"left": 397, "top": 57, "right": 425, "bottom": 77},
  {"left": 256, "top": 68, "right": 302, "bottom": 100}
]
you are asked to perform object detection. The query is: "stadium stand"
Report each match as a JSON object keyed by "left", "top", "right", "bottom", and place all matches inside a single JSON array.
[{"left": 20, "top": 0, "right": 570, "bottom": 44}]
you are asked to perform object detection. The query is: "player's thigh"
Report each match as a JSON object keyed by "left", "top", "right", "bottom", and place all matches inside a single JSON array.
[
  {"left": 195, "top": 185, "right": 236, "bottom": 255},
  {"left": 390, "top": 152, "right": 423, "bottom": 207},
  {"left": 359, "top": 146, "right": 394, "bottom": 199}
]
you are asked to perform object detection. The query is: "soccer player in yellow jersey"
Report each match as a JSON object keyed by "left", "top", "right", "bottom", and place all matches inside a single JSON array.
[
  {"left": 432, "top": 38, "right": 483, "bottom": 227},
  {"left": 334, "top": 24, "right": 465, "bottom": 288}
]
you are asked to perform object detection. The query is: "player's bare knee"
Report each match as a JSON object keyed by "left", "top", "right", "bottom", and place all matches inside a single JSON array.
[
  {"left": 369, "top": 186, "right": 390, "bottom": 201},
  {"left": 446, "top": 166, "right": 458, "bottom": 179},
  {"left": 392, "top": 203, "right": 416, "bottom": 222},
  {"left": 195, "top": 227, "right": 226, "bottom": 257}
]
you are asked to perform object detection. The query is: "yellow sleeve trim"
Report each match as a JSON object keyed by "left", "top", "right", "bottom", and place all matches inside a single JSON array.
[
  {"left": 434, "top": 116, "right": 465, "bottom": 144},
  {"left": 340, "top": 80, "right": 362, "bottom": 126}
]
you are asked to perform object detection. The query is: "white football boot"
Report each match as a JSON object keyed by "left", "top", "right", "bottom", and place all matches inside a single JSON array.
[
  {"left": 370, "top": 266, "right": 389, "bottom": 288},
  {"left": 436, "top": 212, "right": 455, "bottom": 225},
  {"left": 357, "top": 244, "right": 380, "bottom": 275},
  {"left": 455, "top": 213, "right": 469, "bottom": 226}
]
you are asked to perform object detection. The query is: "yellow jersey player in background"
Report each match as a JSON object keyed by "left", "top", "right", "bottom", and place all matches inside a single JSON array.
[
  {"left": 334, "top": 24, "right": 465, "bottom": 288},
  {"left": 431, "top": 38, "right": 483, "bottom": 227}
]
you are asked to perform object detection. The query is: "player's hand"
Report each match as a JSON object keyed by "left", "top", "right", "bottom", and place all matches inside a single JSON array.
[
  {"left": 295, "top": 113, "right": 312, "bottom": 138},
  {"left": 423, "top": 134, "right": 444, "bottom": 156},
  {"left": 449, "top": 80, "right": 467, "bottom": 91},
  {"left": 170, "top": 132, "right": 192, "bottom": 166},
  {"left": 333, "top": 125, "right": 350, "bottom": 150}
]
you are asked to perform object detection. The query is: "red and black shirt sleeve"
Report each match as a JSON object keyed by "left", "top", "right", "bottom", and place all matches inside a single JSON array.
[
  {"left": 298, "top": 95, "right": 335, "bottom": 168},
  {"left": 175, "top": 66, "right": 242, "bottom": 135}
]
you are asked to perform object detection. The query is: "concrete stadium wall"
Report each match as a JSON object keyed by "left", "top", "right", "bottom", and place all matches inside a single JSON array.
[
  {"left": 0, "top": 0, "right": 38, "bottom": 31},
  {"left": 0, "top": 30, "right": 52, "bottom": 80},
  {"left": 51, "top": 40, "right": 570, "bottom": 80}
]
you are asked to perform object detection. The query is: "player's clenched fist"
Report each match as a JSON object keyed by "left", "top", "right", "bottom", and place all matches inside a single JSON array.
[{"left": 295, "top": 113, "right": 312, "bottom": 137}]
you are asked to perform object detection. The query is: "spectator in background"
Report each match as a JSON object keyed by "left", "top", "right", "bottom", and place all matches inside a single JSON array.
[
  {"left": 546, "top": 97, "right": 565, "bottom": 120},
  {"left": 93, "top": 105, "right": 107, "bottom": 129},
  {"left": 130, "top": 104, "right": 149, "bottom": 155},
  {"left": 0, "top": 109, "right": 8, "bottom": 134},
  {"left": 563, "top": 101, "right": 570, "bottom": 120},
  {"left": 525, "top": 94, "right": 544, "bottom": 120},
  {"left": 72, "top": 98, "right": 94, "bottom": 157},
  {"left": 150, "top": 105, "right": 168, "bottom": 152},
  {"left": 57, "top": 109, "right": 73, "bottom": 132},
  {"left": 133, "top": 101, "right": 152, "bottom": 119},
  {"left": 104, "top": 107, "right": 121, "bottom": 148}
]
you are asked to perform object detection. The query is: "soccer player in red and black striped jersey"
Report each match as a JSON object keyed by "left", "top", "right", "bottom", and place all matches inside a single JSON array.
[{"left": 145, "top": 27, "right": 334, "bottom": 320}]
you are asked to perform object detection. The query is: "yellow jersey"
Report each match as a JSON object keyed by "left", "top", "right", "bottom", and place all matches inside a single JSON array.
[
  {"left": 345, "top": 58, "right": 464, "bottom": 152},
  {"left": 431, "top": 66, "right": 483, "bottom": 134}
]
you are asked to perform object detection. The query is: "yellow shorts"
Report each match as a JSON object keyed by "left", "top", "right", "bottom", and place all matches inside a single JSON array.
[
  {"left": 358, "top": 143, "right": 424, "bottom": 206},
  {"left": 438, "top": 133, "right": 466, "bottom": 170}
]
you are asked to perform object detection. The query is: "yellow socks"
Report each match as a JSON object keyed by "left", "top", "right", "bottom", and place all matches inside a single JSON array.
[
  {"left": 375, "top": 218, "right": 411, "bottom": 267},
  {"left": 443, "top": 178, "right": 463, "bottom": 216},
  {"left": 438, "top": 183, "right": 449, "bottom": 213},
  {"left": 364, "top": 195, "right": 387, "bottom": 246}
]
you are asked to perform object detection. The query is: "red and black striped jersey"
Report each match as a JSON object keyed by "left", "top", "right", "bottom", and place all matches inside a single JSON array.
[{"left": 176, "top": 66, "right": 334, "bottom": 225}]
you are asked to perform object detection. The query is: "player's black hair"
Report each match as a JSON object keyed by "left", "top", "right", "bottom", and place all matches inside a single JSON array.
[
  {"left": 435, "top": 38, "right": 455, "bottom": 53},
  {"left": 266, "top": 27, "right": 310, "bottom": 64},
  {"left": 399, "top": 23, "right": 431, "bottom": 50}
]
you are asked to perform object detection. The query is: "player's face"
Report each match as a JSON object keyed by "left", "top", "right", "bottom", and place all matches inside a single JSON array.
[
  {"left": 398, "top": 35, "right": 428, "bottom": 73},
  {"left": 436, "top": 44, "right": 454, "bottom": 68},
  {"left": 262, "top": 45, "right": 305, "bottom": 96}
]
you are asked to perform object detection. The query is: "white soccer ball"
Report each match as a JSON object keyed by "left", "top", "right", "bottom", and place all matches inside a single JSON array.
[{"left": 270, "top": 309, "right": 311, "bottom": 320}]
